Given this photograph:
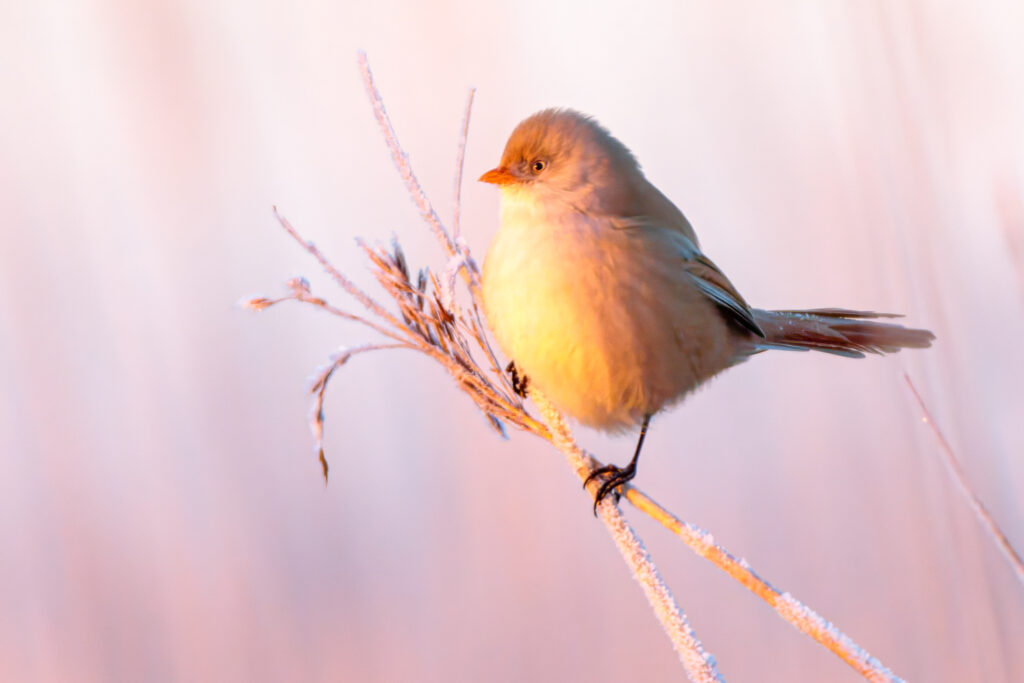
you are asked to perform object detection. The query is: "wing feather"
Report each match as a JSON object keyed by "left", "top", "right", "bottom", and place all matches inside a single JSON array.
[{"left": 609, "top": 213, "right": 764, "bottom": 338}]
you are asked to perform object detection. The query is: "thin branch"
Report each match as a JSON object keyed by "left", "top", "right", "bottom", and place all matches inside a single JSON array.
[
  {"left": 532, "top": 392, "right": 723, "bottom": 683},
  {"left": 308, "top": 343, "right": 411, "bottom": 481},
  {"left": 358, "top": 56, "right": 504, "bottom": 395},
  {"left": 273, "top": 207, "right": 401, "bottom": 329},
  {"left": 620, "top": 484, "right": 904, "bottom": 681},
  {"left": 242, "top": 279, "right": 411, "bottom": 346},
  {"left": 904, "top": 373, "right": 1024, "bottom": 586},
  {"left": 452, "top": 87, "right": 476, "bottom": 244},
  {"left": 357, "top": 50, "right": 456, "bottom": 256}
]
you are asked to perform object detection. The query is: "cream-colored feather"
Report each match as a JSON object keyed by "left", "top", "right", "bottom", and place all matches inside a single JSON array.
[{"left": 482, "top": 183, "right": 738, "bottom": 431}]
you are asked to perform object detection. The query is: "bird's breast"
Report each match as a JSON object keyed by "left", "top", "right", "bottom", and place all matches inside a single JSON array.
[{"left": 481, "top": 192, "right": 736, "bottom": 431}]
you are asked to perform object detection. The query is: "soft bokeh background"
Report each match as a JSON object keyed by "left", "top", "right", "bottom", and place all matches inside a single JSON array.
[{"left": 2, "top": 1, "right": 1023, "bottom": 681}]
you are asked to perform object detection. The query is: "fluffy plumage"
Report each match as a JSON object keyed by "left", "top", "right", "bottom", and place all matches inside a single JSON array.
[{"left": 480, "top": 109, "right": 934, "bottom": 431}]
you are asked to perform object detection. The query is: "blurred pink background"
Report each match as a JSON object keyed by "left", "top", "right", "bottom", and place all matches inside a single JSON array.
[{"left": 2, "top": 1, "right": 1023, "bottom": 681}]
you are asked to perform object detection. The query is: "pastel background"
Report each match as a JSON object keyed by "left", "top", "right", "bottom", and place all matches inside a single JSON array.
[{"left": 2, "top": 1, "right": 1023, "bottom": 681}]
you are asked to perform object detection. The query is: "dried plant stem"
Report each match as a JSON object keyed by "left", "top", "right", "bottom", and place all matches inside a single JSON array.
[
  {"left": 356, "top": 52, "right": 509, "bottom": 397},
  {"left": 904, "top": 373, "right": 1024, "bottom": 586},
  {"left": 273, "top": 208, "right": 402, "bottom": 331},
  {"left": 620, "top": 485, "right": 904, "bottom": 681},
  {"left": 452, "top": 87, "right": 476, "bottom": 244},
  {"left": 250, "top": 52, "right": 911, "bottom": 683},
  {"left": 532, "top": 391, "right": 723, "bottom": 683},
  {"left": 357, "top": 50, "right": 455, "bottom": 256}
]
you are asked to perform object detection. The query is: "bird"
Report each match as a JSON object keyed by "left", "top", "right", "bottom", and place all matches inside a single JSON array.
[{"left": 478, "top": 109, "right": 934, "bottom": 510}]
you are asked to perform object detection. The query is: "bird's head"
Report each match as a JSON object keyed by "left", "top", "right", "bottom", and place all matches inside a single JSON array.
[{"left": 479, "top": 109, "right": 640, "bottom": 213}]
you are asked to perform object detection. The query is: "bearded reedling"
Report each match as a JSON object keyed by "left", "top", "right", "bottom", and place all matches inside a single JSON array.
[{"left": 480, "top": 109, "right": 934, "bottom": 510}]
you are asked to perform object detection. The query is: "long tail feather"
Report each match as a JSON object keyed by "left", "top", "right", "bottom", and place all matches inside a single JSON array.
[{"left": 752, "top": 308, "right": 935, "bottom": 358}]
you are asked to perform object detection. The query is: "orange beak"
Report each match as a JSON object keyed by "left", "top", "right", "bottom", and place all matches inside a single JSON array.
[{"left": 478, "top": 167, "right": 519, "bottom": 186}]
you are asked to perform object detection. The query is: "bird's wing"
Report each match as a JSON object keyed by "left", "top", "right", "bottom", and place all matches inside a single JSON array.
[
  {"left": 610, "top": 214, "right": 765, "bottom": 338},
  {"left": 682, "top": 250, "right": 765, "bottom": 338}
]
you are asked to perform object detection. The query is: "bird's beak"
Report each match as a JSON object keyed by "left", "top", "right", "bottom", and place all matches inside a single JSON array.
[{"left": 478, "top": 167, "right": 519, "bottom": 186}]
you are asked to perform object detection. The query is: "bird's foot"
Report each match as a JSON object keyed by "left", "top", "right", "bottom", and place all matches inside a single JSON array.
[
  {"left": 583, "top": 461, "right": 637, "bottom": 516},
  {"left": 505, "top": 360, "right": 529, "bottom": 398}
]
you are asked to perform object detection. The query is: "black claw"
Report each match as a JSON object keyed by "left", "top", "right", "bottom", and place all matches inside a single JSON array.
[
  {"left": 506, "top": 360, "right": 529, "bottom": 398},
  {"left": 583, "top": 413, "right": 652, "bottom": 516},
  {"left": 584, "top": 463, "right": 637, "bottom": 515}
]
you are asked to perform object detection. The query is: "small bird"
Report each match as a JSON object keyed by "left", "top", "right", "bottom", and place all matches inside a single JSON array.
[{"left": 479, "top": 109, "right": 934, "bottom": 509}]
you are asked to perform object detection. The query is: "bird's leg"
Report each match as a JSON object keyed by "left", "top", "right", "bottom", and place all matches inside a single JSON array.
[
  {"left": 505, "top": 360, "right": 529, "bottom": 398},
  {"left": 584, "top": 414, "right": 652, "bottom": 515}
]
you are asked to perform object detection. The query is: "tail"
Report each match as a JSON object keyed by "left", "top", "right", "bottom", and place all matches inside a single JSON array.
[{"left": 752, "top": 308, "right": 935, "bottom": 358}]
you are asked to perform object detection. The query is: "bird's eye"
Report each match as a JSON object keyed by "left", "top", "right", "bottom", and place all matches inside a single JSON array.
[{"left": 531, "top": 159, "right": 546, "bottom": 173}]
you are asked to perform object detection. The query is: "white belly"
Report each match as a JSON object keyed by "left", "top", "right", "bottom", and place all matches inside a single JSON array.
[{"left": 481, "top": 192, "right": 737, "bottom": 431}]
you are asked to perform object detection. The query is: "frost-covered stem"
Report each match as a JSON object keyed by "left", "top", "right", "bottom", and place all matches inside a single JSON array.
[
  {"left": 904, "top": 373, "right": 1024, "bottom": 587},
  {"left": 360, "top": 55, "right": 504, "bottom": 394},
  {"left": 308, "top": 343, "right": 411, "bottom": 480},
  {"left": 452, "top": 87, "right": 475, "bottom": 244},
  {"left": 531, "top": 391, "right": 723, "bottom": 683},
  {"left": 273, "top": 208, "right": 402, "bottom": 330},
  {"left": 774, "top": 595, "right": 902, "bottom": 683},
  {"left": 620, "top": 484, "right": 904, "bottom": 681},
  {"left": 357, "top": 50, "right": 456, "bottom": 256}
]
